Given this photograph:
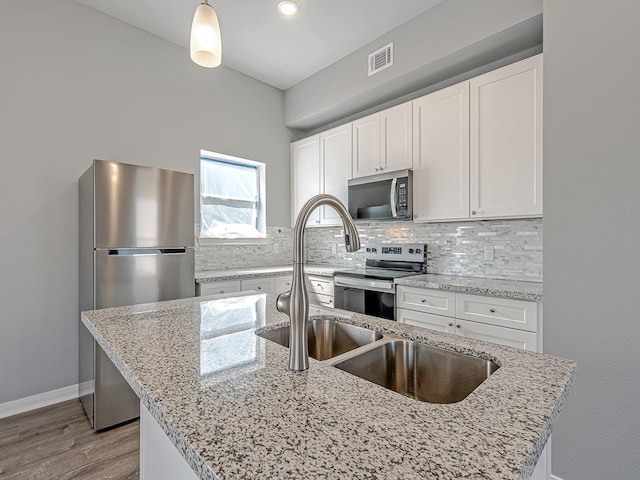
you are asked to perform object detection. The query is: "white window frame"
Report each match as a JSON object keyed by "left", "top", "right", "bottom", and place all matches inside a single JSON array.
[{"left": 199, "top": 149, "right": 267, "bottom": 245}]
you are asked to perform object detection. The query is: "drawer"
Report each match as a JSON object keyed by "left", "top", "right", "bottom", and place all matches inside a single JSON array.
[
  {"left": 397, "top": 308, "right": 455, "bottom": 334},
  {"left": 306, "top": 275, "right": 334, "bottom": 296},
  {"left": 456, "top": 319, "right": 539, "bottom": 352},
  {"left": 455, "top": 294, "right": 538, "bottom": 333},
  {"left": 200, "top": 280, "right": 242, "bottom": 296},
  {"left": 309, "top": 292, "right": 334, "bottom": 308},
  {"left": 396, "top": 286, "right": 456, "bottom": 318},
  {"left": 275, "top": 275, "right": 293, "bottom": 294},
  {"left": 241, "top": 278, "right": 275, "bottom": 294}
]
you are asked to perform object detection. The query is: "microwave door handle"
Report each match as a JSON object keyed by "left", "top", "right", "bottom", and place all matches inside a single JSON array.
[{"left": 390, "top": 177, "right": 398, "bottom": 217}]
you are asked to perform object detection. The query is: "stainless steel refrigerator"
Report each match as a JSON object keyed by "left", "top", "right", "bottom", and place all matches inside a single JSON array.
[{"left": 79, "top": 159, "right": 195, "bottom": 430}]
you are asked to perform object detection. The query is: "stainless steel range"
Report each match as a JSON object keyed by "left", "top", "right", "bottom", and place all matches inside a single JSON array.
[{"left": 333, "top": 243, "right": 426, "bottom": 320}]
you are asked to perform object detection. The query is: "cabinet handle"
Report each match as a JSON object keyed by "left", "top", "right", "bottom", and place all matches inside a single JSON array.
[
  {"left": 420, "top": 298, "right": 426, "bottom": 303},
  {"left": 448, "top": 322, "right": 454, "bottom": 327},
  {"left": 257, "top": 286, "right": 262, "bottom": 290},
  {"left": 490, "top": 308, "right": 496, "bottom": 313},
  {"left": 413, "top": 214, "right": 418, "bottom": 219},
  {"left": 471, "top": 210, "right": 477, "bottom": 215},
  {"left": 219, "top": 290, "right": 224, "bottom": 294},
  {"left": 315, "top": 220, "right": 320, "bottom": 224},
  {"left": 380, "top": 167, "right": 384, "bottom": 171},
  {"left": 375, "top": 168, "right": 379, "bottom": 172},
  {"left": 456, "top": 324, "right": 461, "bottom": 329}
]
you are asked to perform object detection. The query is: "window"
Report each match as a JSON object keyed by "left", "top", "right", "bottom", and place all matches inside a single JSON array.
[{"left": 200, "top": 150, "right": 266, "bottom": 240}]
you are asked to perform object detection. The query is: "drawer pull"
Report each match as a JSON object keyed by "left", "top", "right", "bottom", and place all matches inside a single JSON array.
[
  {"left": 421, "top": 298, "right": 426, "bottom": 303},
  {"left": 219, "top": 290, "right": 224, "bottom": 294},
  {"left": 257, "top": 286, "right": 262, "bottom": 290},
  {"left": 456, "top": 324, "right": 461, "bottom": 329},
  {"left": 448, "top": 322, "right": 453, "bottom": 327},
  {"left": 489, "top": 308, "right": 496, "bottom": 313}
]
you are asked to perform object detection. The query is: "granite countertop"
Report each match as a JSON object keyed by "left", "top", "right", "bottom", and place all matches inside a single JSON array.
[
  {"left": 82, "top": 293, "right": 574, "bottom": 480},
  {"left": 395, "top": 274, "right": 544, "bottom": 302},
  {"left": 195, "top": 264, "right": 342, "bottom": 283}
]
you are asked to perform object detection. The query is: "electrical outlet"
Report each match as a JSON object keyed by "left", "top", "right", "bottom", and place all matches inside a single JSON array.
[{"left": 483, "top": 245, "right": 494, "bottom": 262}]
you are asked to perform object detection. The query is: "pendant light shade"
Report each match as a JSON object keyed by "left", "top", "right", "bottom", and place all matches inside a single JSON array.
[{"left": 190, "top": 1, "right": 222, "bottom": 68}]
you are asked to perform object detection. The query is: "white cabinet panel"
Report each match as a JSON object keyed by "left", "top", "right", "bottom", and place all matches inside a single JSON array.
[
  {"left": 397, "top": 308, "right": 455, "bottom": 334},
  {"left": 413, "top": 82, "right": 470, "bottom": 221},
  {"left": 306, "top": 275, "right": 334, "bottom": 308},
  {"left": 380, "top": 103, "right": 413, "bottom": 173},
  {"left": 470, "top": 54, "right": 543, "bottom": 219},
  {"left": 456, "top": 319, "right": 538, "bottom": 352},
  {"left": 291, "top": 135, "right": 321, "bottom": 227},
  {"left": 200, "top": 281, "right": 242, "bottom": 296},
  {"left": 320, "top": 124, "right": 352, "bottom": 225},
  {"left": 241, "top": 278, "right": 275, "bottom": 294},
  {"left": 352, "top": 113, "right": 379, "bottom": 178},
  {"left": 396, "top": 285, "right": 456, "bottom": 317},
  {"left": 275, "top": 275, "right": 293, "bottom": 294},
  {"left": 456, "top": 294, "right": 538, "bottom": 333}
]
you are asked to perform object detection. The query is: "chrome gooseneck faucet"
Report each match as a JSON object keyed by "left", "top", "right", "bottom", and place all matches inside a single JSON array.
[{"left": 276, "top": 194, "right": 361, "bottom": 371}]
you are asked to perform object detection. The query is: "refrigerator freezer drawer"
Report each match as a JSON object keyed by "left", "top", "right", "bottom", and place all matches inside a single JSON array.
[{"left": 95, "top": 249, "right": 195, "bottom": 309}]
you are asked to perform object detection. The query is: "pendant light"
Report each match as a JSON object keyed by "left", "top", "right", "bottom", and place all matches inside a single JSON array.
[{"left": 190, "top": 0, "right": 222, "bottom": 68}]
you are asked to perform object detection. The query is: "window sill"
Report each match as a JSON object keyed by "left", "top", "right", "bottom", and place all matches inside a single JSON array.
[{"left": 197, "top": 236, "right": 269, "bottom": 247}]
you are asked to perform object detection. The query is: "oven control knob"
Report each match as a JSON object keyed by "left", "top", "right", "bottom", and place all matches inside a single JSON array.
[
  {"left": 371, "top": 248, "right": 377, "bottom": 253},
  {"left": 366, "top": 248, "right": 371, "bottom": 252},
  {"left": 416, "top": 248, "right": 421, "bottom": 254},
  {"left": 409, "top": 248, "right": 414, "bottom": 254}
]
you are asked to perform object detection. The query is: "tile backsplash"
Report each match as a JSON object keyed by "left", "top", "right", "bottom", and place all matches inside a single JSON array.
[{"left": 196, "top": 219, "right": 543, "bottom": 283}]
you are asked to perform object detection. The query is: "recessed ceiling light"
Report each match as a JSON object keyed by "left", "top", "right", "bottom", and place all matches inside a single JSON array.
[{"left": 278, "top": 0, "right": 298, "bottom": 16}]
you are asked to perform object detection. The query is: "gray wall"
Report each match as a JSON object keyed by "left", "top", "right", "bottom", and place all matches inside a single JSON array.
[
  {"left": 285, "top": 0, "right": 543, "bottom": 131},
  {"left": 0, "top": 0, "right": 292, "bottom": 403},
  {"left": 543, "top": 1, "right": 640, "bottom": 478}
]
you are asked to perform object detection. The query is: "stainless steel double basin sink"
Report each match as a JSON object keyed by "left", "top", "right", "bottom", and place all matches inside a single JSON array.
[{"left": 256, "top": 318, "right": 498, "bottom": 404}]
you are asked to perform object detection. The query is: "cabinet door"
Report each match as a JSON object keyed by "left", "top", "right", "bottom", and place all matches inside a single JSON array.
[
  {"left": 352, "top": 113, "right": 380, "bottom": 178},
  {"left": 397, "top": 308, "right": 456, "bottom": 334},
  {"left": 413, "top": 82, "right": 470, "bottom": 221},
  {"left": 291, "top": 135, "right": 321, "bottom": 227},
  {"left": 320, "top": 124, "right": 352, "bottom": 225},
  {"left": 380, "top": 102, "right": 413, "bottom": 173},
  {"left": 455, "top": 319, "right": 538, "bottom": 352},
  {"left": 241, "top": 277, "right": 275, "bottom": 294},
  {"left": 470, "top": 54, "right": 543, "bottom": 219}
]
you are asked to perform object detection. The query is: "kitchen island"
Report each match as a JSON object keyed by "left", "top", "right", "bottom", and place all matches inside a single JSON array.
[{"left": 81, "top": 292, "right": 575, "bottom": 480}]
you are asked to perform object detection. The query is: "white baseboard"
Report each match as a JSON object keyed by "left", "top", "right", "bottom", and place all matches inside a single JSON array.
[{"left": 0, "top": 384, "right": 79, "bottom": 419}]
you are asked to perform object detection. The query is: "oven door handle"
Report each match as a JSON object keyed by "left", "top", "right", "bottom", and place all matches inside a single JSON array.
[
  {"left": 334, "top": 276, "right": 395, "bottom": 292},
  {"left": 390, "top": 177, "right": 398, "bottom": 218}
]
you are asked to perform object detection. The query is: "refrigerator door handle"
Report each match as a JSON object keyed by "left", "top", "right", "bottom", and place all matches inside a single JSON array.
[{"left": 107, "top": 248, "right": 188, "bottom": 256}]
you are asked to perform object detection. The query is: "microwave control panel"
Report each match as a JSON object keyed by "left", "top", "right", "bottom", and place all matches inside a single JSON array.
[{"left": 397, "top": 182, "right": 408, "bottom": 215}]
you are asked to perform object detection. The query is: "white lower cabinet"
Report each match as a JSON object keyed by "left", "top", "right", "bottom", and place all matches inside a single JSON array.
[
  {"left": 306, "top": 274, "right": 334, "bottom": 308},
  {"left": 140, "top": 402, "right": 198, "bottom": 480},
  {"left": 275, "top": 275, "right": 293, "bottom": 294},
  {"left": 396, "top": 285, "right": 540, "bottom": 353},
  {"left": 241, "top": 277, "right": 275, "bottom": 294}
]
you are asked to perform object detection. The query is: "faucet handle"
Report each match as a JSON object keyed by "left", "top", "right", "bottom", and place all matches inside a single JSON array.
[{"left": 276, "top": 291, "right": 291, "bottom": 316}]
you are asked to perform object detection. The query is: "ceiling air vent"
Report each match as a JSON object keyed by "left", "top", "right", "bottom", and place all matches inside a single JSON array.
[{"left": 368, "top": 42, "right": 393, "bottom": 76}]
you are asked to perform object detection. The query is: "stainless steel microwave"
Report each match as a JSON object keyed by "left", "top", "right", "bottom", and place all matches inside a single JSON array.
[{"left": 348, "top": 169, "right": 412, "bottom": 221}]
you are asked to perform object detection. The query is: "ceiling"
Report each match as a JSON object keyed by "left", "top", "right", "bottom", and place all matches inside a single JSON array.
[{"left": 74, "top": 0, "right": 444, "bottom": 90}]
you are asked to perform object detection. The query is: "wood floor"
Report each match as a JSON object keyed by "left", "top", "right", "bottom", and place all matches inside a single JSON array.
[{"left": 0, "top": 399, "right": 139, "bottom": 479}]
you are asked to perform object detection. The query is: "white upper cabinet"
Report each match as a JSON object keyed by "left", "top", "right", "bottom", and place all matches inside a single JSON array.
[
  {"left": 291, "top": 135, "right": 320, "bottom": 227},
  {"left": 470, "top": 54, "right": 543, "bottom": 219},
  {"left": 319, "top": 124, "right": 352, "bottom": 225},
  {"left": 412, "top": 82, "right": 470, "bottom": 221},
  {"left": 291, "top": 124, "right": 352, "bottom": 227},
  {"left": 352, "top": 103, "right": 412, "bottom": 178}
]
